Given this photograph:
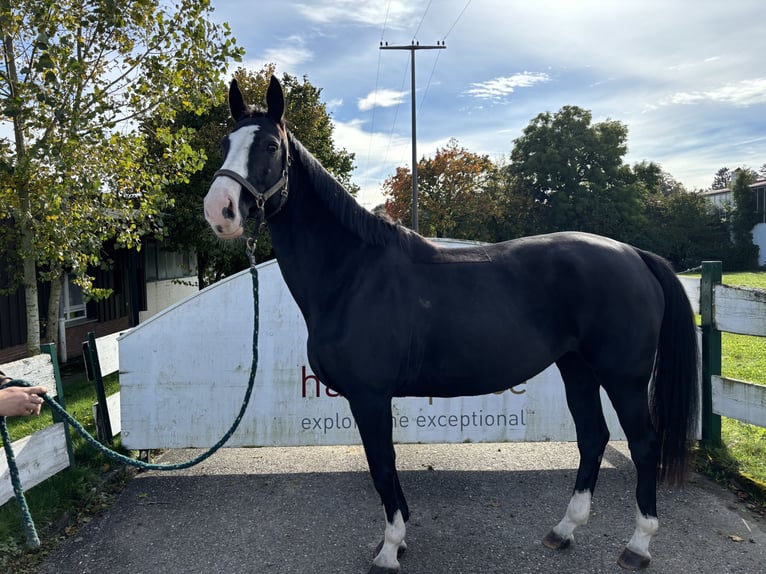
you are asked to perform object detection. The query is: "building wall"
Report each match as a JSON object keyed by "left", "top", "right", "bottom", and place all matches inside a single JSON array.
[
  {"left": 753, "top": 223, "right": 766, "bottom": 267},
  {"left": 139, "top": 277, "right": 199, "bottom": 323},
  {"left": 0, "top": 344, "right": 27, "bottom": 364}
]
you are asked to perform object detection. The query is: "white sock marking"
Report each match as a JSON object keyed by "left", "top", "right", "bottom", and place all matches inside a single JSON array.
[
  {"left": 626, "top": 505, "right": 658, "bottom": 559},
  {"left": 373, "top": 509, "right": 406, "bottom": 569},
  {"left": 553, "top": 490, "right": 592, "bottom": 540}
]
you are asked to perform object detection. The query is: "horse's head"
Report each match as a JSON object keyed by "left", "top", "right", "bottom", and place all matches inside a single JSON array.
[{"left": 204, "top": 76, "right": 290, "bottom": 239}]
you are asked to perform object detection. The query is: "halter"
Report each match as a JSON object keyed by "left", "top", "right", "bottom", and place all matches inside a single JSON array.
[{"left": 213, "top": 121, "right": 292, "bottom": 234}]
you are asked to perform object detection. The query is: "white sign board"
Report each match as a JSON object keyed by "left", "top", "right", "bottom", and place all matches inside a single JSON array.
[{"left": 120, "top": 240, "right": 626, "bottom": 449}]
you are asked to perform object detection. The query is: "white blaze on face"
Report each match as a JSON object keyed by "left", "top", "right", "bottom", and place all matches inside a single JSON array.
[{"left": 203, "top": 125, "right": 260, "bottom": 238}]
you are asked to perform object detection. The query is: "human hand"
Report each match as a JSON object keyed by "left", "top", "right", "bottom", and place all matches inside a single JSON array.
[{"left": 0, "top": 385, "right": 47, "bottom": 417}]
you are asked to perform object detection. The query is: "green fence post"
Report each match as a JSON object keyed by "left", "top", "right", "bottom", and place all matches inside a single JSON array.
[
  {"left": 700, "top": 261, "right": 722, "bottom": 447},
  {"left": 87, "top": 332, "right": 114, "bottom": 444},
  {"left": 42, "top": 343, "right": 76, "bottom": 468}
]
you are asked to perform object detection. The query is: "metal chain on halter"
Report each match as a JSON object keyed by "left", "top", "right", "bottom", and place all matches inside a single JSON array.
[
  {"left": 246, "top": 236, "right": 259, "bottom": 268},
  {"left": 1, "top": 263, "right": 261, "bottom": 548}
]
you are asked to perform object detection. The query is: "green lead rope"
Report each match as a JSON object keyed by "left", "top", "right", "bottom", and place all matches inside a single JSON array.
[{"left": 0, "top": 266, "right": 259, "bottom": 548}]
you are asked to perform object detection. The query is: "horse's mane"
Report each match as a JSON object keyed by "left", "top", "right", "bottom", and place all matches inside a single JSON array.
[{"left": 287, "top": 131, "right": 405, "bottom": 247}]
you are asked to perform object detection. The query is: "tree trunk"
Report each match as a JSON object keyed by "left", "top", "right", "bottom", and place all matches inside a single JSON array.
[
  {"left": 197, "top": 251, "right": 208, "bottom": 290},
  {"left": 4, "top": 30, "right": 40, "bottom": 356},
  {"left": 45, "top": 273, "right": 63, "bottom": 350},
  {"left": 22, "top": 239, "right": 41, "bottom": 356}
]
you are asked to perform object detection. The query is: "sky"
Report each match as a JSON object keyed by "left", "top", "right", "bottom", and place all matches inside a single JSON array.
[{"left": 207, "top": 0, "right": 766, "bottom": 209}]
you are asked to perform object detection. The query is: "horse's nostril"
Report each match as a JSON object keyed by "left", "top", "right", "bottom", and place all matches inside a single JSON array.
[
  {"left": 216, "top": 225, "right": 224, "bottom": 233},
  {"left": 222, "top": 200, "right": 236, "bottom": 220}
]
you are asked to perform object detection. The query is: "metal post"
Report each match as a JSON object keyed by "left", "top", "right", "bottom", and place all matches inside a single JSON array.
[
  {"left": 410, "top": 50, "right": 418, "bottom": 232},
  {"left": 380, "top": 41, "right": 446, "bottom": 233},
  {"left": 700, "top": 261, "right": 722, "bottom": 446}
]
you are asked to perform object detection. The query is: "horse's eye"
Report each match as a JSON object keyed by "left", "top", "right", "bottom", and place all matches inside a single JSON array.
[{"left": 267, "top": 142, "right": 279, "bottom": 153}]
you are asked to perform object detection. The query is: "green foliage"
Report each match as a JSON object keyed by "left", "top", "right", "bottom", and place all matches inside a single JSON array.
[
  {"left": 712, "top": 166, "right": 732, "bottom": 190},
  {"left": 638, "top": 190, "right": 734, "bottom": 271},
  {"left": 0, "top": 0, "right": 242, "bottom": 349},
  {"left": 507, "top": 106, "right": 647, "bottom": 243},
  {"left": 728, "top": 168, "right": 760, "bottom": 269}
]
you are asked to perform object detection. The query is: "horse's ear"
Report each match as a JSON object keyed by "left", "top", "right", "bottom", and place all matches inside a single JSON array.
[
  {"left": 229, "top": 79, "right": 247, "bottom": 121},
  {"left": 266, "top": 75, "right": 285, "bottom": 124}
]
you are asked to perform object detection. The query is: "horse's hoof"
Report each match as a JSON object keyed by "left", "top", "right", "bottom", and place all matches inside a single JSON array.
[
  {"left": 542, "top": 529, "right": 572, "bottom": 550},
  {"left": 368, "top": 565, "right": 401, "bottom": 574},
  {"left": 617, "top": 548, "right": 650, "bottom": 570},
  {"left": 373, "top": 539, "right": 407, "bottom": 559}
]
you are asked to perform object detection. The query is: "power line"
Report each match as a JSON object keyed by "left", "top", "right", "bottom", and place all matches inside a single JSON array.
[
  {"left": 443, "top": 0, "right": 472, "bottom": 40},
  {"left": 363, "top": 1, "right": 393, "bottom": 200},
  {"left": 412, "top": 0, "right": 433, "bottom": 40},
  {"left": 418, "top": 48, "right": 444, "bottom": 117}
]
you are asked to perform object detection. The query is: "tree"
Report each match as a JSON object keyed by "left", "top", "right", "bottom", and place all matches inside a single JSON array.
[
  {"left": 156, "top": 65, "right": 358, "bottom": 286},
  {"left": 729, "top": 168, "right": 759, "bottom": 269},
  {"left": 382, "top": 138, "right": 500, "bottom": 241},
  {"left": 633, "top": 161, "right": 685, "bottom": 197},
  {"left": 711, "top": 167, "right": 731, "bottom": 190},
  {"left": 640, "top": 191, "right": 733, "bottom": 270},
  {"left": 0, "top": 0, "right": 241, "bottom": 354},
  {"left": 507, "top": 106, "right": 645, "bottom": 243}
]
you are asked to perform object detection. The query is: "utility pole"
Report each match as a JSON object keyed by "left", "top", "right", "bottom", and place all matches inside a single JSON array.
[{"left": 380, "top": 40, "right": 446, "bottom": 232}]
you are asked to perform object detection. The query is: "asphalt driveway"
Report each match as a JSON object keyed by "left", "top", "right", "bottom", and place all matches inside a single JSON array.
[{"left": 35, "top": 442, "right": 766, "bottom": 573}]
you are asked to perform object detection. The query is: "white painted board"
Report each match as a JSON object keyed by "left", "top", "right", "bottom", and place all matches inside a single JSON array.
[
  {"left": 1, "top": 354, "right": 59, "bottom": 397},
  {"left": 678, "top": 276, "right": 700, "bottom": 315},
  {"left": 120, "top": 240, "right": 631, "bottom": 449},
  {"left": 93, "top": 331, "right": 126, "bottom": 376},
  {"left": 712, "top": 375, "right": 766, "bottom": 427},
  {"left": 92, "top": 392, "right": 121, "bottom": 436},
  {"left": 0, "top": 423, "right": 70, "bottom": 506},
  {"left": 1, "top": 354, "right": 70, "bottom": 505},
  {"left": 714, "top": 284, "right": 766, "bottom": 337}
]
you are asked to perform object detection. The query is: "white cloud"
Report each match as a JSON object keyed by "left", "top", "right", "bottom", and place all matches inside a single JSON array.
[
  {"left": 295, "top": 0, "right": 419, "bottom": 28},
  {"left": 666, "top": 78, "right": 766, "bottom": 107},
  {"left": 358, "top": 89, "right": 407, "bottom": 111},
  {"left": 466, "top": 72, "right": 551, "bottom": 101},
  {"left": 262, "top": 35, "right": 313, "bottom": 69},
  {"left": 332, "top": 118, "right": 410, "bottom": 208}
]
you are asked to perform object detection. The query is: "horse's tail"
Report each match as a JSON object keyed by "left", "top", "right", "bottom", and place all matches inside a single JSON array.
[{"left": 636, "top": 249, "right": 699, "bottom": 485}]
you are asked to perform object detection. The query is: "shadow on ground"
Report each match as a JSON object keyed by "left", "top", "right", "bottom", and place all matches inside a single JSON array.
[{"left": 35, "top": 443, "right": 765, "bottom": 574}]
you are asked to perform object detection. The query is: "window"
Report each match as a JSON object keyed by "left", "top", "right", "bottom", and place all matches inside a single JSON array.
[
  {"left": 61, "top": 274, "right": 87, "bottom": 322},
  {"left": 145, "top": 242, "right": 197, "bottom": 281}
]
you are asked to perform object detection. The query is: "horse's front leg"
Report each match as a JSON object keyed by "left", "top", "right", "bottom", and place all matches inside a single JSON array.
[{"left": 349, "top": 396, "right": 409, "bottom": 574}]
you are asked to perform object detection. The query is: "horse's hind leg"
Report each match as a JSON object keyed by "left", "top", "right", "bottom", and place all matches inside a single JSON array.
[
  {"left": 603, "top": 381, "right": 659, "bottom": 570},
  {"left": 544, "top": 353, "right": 610, "bottom": 550},
  {"left": 348, "top": 396, "right": 409, "bottom": 574}
]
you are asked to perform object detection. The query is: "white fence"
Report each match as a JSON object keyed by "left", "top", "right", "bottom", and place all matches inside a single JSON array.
[{"left": 1, "top": 346, "right": 74, "bottom": 506}]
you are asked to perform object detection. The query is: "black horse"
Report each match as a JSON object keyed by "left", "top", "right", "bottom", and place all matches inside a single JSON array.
[{"left": 203, "top": 76, "right": 698, "bottom": 573}]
